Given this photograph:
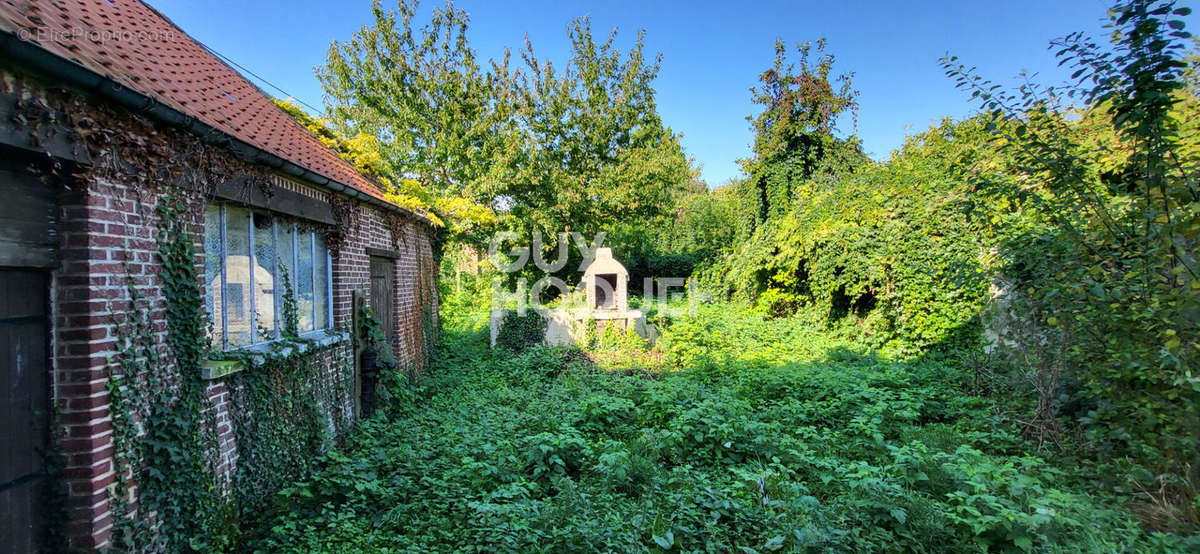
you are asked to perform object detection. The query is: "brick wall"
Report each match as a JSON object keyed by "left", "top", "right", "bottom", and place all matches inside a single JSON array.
[
  {"left": 334, "top": 205, "right": 440, "bottom": 371},
  {"left": 54, "top": 176, "right": 180, "bottom": 549},
  {"left": 2, "top": 68, "right": 440, "bottom": 550}
]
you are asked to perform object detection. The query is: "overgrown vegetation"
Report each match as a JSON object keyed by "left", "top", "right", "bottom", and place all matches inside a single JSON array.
[
  {"left": 679, "top": 0, "right": 1200, "bottom": 529},
  {"left": 494, "top": 310, "right": 547, "bottom": 352},
  {"left": 943, "top": 2, "right": 1200, "bottom": 527},
  {"left": 108, "top": 195, "right": 233, "bottom": 551},
  {"left": 245, "top": 282, "right": 1199, "bottom": 551},
  {"left": 704, "top": 115, "right": 1006, "bottom": 354},
  {"left": 105, "top": 0, "right": 1197, "bottom": 548}
]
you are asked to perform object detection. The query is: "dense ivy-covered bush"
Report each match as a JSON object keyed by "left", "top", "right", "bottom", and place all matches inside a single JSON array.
[
  {"left": 704, "top": 117, "right": 1015, "bottom": 355},
  {"left": 942, "top": 0, "right": 1200, "bottom": 524},
  {"left": 495, "top": 310, "right": 548, "bottom": 352}
]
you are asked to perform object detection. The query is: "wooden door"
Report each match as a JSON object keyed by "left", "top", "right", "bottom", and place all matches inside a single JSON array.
[
  {"left": 369, "top": 256, "right": 395, "bottom": 345},
  {"left": 0, "top": 270, "right": 51, "bottom": 552}
]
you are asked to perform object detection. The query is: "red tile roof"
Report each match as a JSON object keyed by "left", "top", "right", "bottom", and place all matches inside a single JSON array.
[{"left": 0, "top": 0, "right": 392, "bottom": 204}]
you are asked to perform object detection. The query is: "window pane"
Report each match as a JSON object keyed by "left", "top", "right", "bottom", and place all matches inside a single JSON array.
[
  {"left": 203, "top": 205, "right": 224, "bottom": 346},
  {"left": 314, "top": 233, "right": 328, "bottom": 330},
  {"left": 225, "top": 207, "right": 252, "bottom": 347},
  {"left": 278, "top": 223, "right": 296, "bottom": 335},
  {"left": 253, "top": 213, "right": 277, "bottom": 341},
  {"left": 297, "top": 231, "right": 314, "bottom": 333}
]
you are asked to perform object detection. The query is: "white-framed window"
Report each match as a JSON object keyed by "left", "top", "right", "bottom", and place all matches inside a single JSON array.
[{"left": 203, "top": 204, "right": 333, "bottom": 349}]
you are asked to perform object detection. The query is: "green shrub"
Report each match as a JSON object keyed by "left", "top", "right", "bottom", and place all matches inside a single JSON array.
[
  {"left": 704, "top": 116, "right": 1006, "bottom": 356},
  {"left": 495, "top": 310, "right": 547, "bottom": 352}
]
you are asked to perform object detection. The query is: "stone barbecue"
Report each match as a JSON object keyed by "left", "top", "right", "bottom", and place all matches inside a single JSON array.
[
  {"left": 490, "top": 248, "right": 655, "bottom": 347},
  {"left": 583, "top": 247, "right": 629, "bottom": 312}
]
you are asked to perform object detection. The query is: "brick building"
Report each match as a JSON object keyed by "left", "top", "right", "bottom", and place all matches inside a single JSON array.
[{"left": 0, "top": 0, "right": 439, "bottom": 550}]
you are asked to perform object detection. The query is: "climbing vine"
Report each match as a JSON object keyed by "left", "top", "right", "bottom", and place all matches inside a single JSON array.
[
  {"left": 278, "top": 264, "right": 301, "bottom": 341},
  {"left": 5, "top": 62, "right": 441, "bottom": 548},
  {"left": 414, "top": 232, "right": 440, "bottom": 372},
  {"left": 225, "top": 347, "right": 355, "bottom": 519},
  {"left": 104, "top": 192, "right": 362, "bottom": 550},
  {"left": 107, "top": 193, "right": 232, "bottom": 551}
]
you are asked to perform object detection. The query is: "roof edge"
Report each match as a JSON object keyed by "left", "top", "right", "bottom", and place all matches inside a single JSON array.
[{"left": 0, "top": 29, "right": 435, "bottom": 227}]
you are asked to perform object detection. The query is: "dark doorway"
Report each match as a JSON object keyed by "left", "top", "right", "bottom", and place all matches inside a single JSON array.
[
  {"left": 369, "top": 256, "right": 396, "bottom": 346},
  {"left": 1, "top": 270, "right": 51, "bottom": 552},
  {"left": 594, "top": 274, "right": 618, "bottom": 310}
]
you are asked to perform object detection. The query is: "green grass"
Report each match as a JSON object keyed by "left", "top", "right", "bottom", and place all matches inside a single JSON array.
[{"left": 245, "top": 294, "right": 1196, "bottom": 552}]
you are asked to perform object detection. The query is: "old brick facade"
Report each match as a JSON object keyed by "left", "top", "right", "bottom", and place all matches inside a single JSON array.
[{"left": 0, "top": 2, "right": 440, "bottom": 548}]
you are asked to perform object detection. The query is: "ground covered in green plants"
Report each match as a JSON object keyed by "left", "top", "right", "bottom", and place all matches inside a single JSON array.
[
  {"left": 240, "top": 4, "right": 1200, "bottom": 550},
  {"left": 244, "top": 292, "right": 1197, "bottom": 553}
]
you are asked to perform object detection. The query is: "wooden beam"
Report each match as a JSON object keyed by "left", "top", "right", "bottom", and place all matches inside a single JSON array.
[
  {"left": 0, "top": 90, "right": 90, "bottom": 164},
  {"left": 365, "top": 247, "right": 400, "bottom": 259},
  {"left": 215, "top": 178, "right": 335, "bottom": 225},
  {"left": 0, "top": 154, "right": 58, "bottom": 268}
]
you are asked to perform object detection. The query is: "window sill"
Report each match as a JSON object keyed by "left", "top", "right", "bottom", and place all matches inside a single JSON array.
[{"left": 202, "top": 329, "right": 350, "bottom": 380}]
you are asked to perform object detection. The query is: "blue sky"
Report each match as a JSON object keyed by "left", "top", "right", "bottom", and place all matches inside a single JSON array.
[{"left": 148, "top": 0, "right": 1188, "bottom": 186}]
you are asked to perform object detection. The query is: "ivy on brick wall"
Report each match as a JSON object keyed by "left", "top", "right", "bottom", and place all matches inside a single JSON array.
[
  {"left": 108, "top": 193, "right": 233, "bottom": 551},
  {"left": 106, "top": 191, "right": 359, "bottom": 550},
  {"left": 8, "top": 65, "right": 438, "bottom": 549},
  {"left": 226, "top": 346, "right": 355, "bottom": 521}
]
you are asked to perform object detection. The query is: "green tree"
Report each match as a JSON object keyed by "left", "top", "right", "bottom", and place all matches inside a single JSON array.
[
  {"left": 275, "top": 97, "right": 510, "bottom": 244},
  {"left": 491, "top": 18, "right": 693, "bottom": 246},
  {"left": 739, "top": 39, "right": 866, "bottom": 227},
  {"left": 663, "top": 181, "right": 742, "bottom": 263},
  {"left": 319, "top": 0, "right": 507, "bottom": 200},
  {"left": 704, "top": 39, "right": 875, "bottom": 310},
  {"left": 320, "top": 3, "right": 690, "bottom": 262}
]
